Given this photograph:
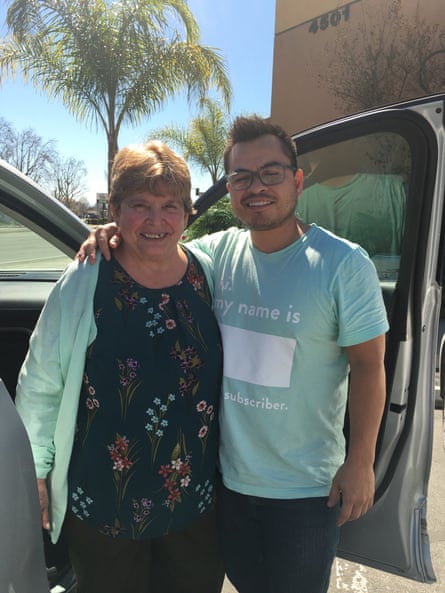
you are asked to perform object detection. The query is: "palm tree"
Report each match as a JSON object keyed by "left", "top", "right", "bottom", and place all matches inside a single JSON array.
[
  {"left": 152, "top": 98, "right": 230, "bottom": 184},
  {"left": 0, "top": 0, "right": 232, "bottom": 190}
]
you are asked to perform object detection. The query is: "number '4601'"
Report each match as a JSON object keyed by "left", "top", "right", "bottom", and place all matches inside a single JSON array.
[{"left": 309, "top": 4, "right": 350, "bottom": 34}]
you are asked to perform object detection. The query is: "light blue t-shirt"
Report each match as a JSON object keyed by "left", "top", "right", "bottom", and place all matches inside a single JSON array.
[
  {"left": 192, "top": 225, "right": 389, "bottom": 499},
  {"left": 296, "top": 173, "right": 406, "bottom": 258}
]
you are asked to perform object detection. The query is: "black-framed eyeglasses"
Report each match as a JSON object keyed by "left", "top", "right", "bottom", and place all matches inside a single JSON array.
[{"left": 226, "top": 163, "right": 297, "bottom": 191}]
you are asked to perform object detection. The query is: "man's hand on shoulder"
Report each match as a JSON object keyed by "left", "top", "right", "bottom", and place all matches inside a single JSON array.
[{"left": 76, "top": 222, "right": 120, "bottom": 263}]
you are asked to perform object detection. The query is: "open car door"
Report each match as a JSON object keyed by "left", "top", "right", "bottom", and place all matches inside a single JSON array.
[
  {"left": 292, "top": 94, "right": 445, "bottom": 583},
  {"left": 190, "top": 94, "right": 445, "bottom": 583}
]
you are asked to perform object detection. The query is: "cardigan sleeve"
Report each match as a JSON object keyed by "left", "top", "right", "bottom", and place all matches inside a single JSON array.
[{"left": 15, "top": 259, "right": 99, "bottom": 479}]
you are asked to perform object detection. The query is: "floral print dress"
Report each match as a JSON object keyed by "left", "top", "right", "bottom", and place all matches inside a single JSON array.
[{"left": 67, "top": 250, "right": 222, "bottom": 539}]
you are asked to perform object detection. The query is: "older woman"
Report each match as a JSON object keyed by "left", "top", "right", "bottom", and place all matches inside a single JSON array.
[{"left": 15, "top": 142, "right": 224, "bottom": 593}]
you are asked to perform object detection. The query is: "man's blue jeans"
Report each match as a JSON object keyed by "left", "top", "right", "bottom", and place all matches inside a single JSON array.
[{"left": 218, "top": 483, "right": 340, "bottom": 593}]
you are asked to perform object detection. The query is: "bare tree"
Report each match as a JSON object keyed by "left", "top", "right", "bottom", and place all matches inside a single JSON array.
[
  {"left": 0, "top": 118, "right": 16, "bottom": 163},
  {"left": 323, "top": 0, "right": 445, "bottom": 112},
  {"left": 51, "top": 155, "right": 87, "bottom": 204},
  {"left": 0, "top": 117, "right": 88, "bottom": 213},
  {"left": 0, "top": 118, "right": 58, "bottom": 184},
  {"left": 68, "top": 196, "right": 90, "bottom": 219}
]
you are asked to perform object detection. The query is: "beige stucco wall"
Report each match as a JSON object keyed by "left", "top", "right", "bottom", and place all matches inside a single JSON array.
[
  {"left": 271, "top": 0, "right": 445, "bottom": 134},
  {"left": 275, "top": 0, "right": 351, "bottom": 33}
]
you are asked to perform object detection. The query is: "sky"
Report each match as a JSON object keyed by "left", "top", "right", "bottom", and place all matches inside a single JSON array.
[{"left": 0, "top": 0, "right": 276, "bottom": 203}]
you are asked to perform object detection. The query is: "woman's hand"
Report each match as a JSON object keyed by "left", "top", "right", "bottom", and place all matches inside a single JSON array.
[
  {"left": 76, "top": 222, "right": 121, "bottom": 263},
  {"left": 37, "top": 478, "right": 51, "bottom": 531}
]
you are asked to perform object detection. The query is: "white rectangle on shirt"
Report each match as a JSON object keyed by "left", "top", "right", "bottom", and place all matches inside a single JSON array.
[{"left": 220, "top": 324, "right": 296, "bottom": 388}]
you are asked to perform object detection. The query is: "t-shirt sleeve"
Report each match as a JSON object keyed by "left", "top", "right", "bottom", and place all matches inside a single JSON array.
[
  {"left": 188, "top": 231, "right": 225, "bottom": 260},
  {"left": 334, "top": 247, "right": 389, "bottom": 346}
]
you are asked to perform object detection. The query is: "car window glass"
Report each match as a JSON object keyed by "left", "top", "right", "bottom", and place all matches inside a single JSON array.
[
  {"left": 297, "top": 132, "right": 409, "bottom": 283},
  {"left": 0, "top": 206, "right": 71, "bottom": 271}
]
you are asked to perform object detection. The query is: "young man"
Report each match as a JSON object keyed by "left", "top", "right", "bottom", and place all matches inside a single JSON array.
[{"left": 79, "top": 116, "right": 388, "bottom": 593}]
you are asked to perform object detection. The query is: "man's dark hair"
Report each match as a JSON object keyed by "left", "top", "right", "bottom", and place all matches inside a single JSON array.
[{"left": 223, "top": 115, "right": 298, "bottom": 173}]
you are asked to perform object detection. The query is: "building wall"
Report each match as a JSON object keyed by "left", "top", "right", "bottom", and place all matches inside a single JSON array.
[{"left": 270, "top": 0, "right": 445, "bottom": 134}]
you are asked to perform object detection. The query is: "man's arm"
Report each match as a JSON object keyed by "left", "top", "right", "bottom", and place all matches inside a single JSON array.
[
  {"left": 328, "top": 334, "right": 386, "bottom": 526},
  {"left": 75, "top": 222, "right": 225, "bottom": 263},
  {"left": 76, "top": 222, "right": 120, "bottom": 263}
]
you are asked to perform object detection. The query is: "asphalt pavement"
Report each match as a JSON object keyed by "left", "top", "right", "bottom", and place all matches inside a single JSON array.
[{"left": 0, "top": 227, "right": 71, "bottom": 269}]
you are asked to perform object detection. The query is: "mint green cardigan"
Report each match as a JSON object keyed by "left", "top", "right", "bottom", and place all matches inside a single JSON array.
[{"left": 15, "top": 249, "right": 215, "bottom": 543}]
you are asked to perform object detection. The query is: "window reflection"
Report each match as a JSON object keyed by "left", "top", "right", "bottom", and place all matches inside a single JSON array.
[{"left": 297, "top": 134, "right": 409, "bottom": 282}]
